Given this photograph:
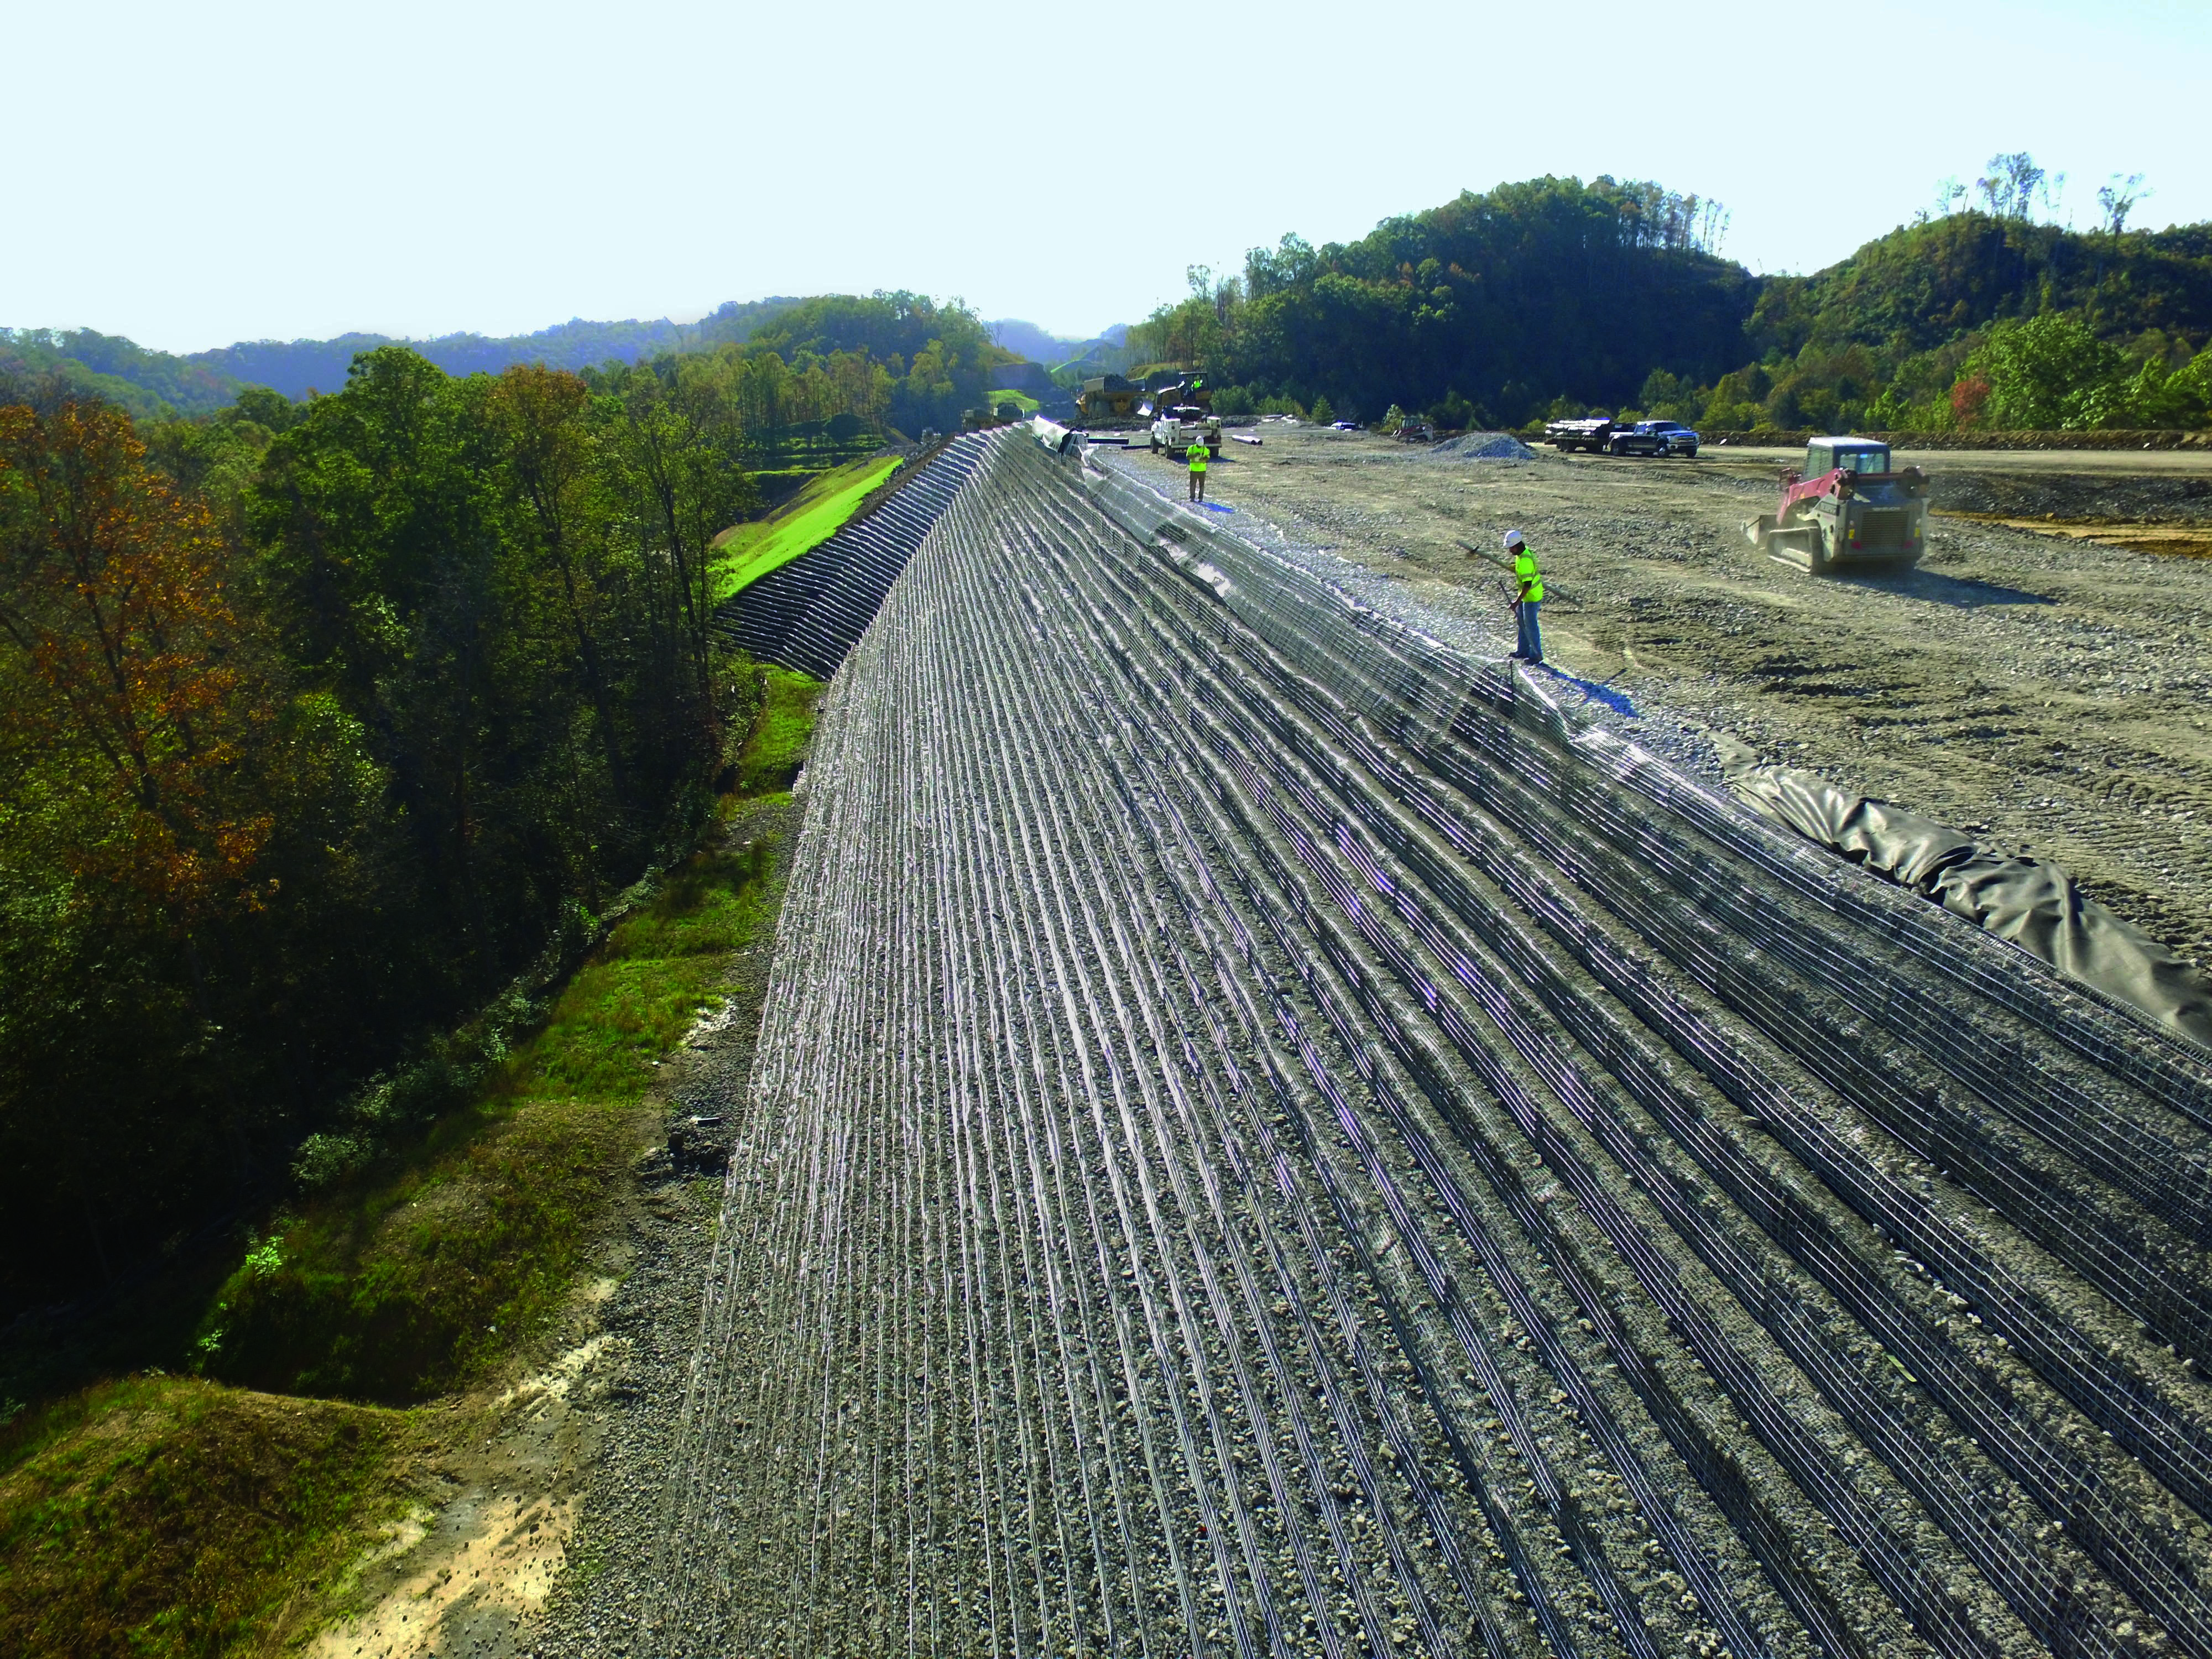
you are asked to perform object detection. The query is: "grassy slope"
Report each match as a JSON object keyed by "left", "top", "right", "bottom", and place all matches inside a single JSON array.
[
  {"left": 0, "top": 677, "right": 821, "bottom": 1655},
  {"left": 988, "top": 387, "right": 1041, "bottom": 413},
  {"left": 708, "top": 455, "right": 900, "bottom": 604},
  {"left": 0, "top": 1377, "right": 400, "bottom": 1657},
  {"left": 734, "top": 668, "right": 825, "bottom": 795},
  {"left": 196, "top": 838, "right": 779, "bottom": 1404}
]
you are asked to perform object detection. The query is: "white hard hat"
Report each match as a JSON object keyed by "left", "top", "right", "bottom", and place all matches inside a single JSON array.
[{"left": 1502, "top": 528, "right": 1526, "bottom": 550}]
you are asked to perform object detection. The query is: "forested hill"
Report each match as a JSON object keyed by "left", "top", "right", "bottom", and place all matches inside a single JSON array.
[
  {"left": 1136, "top": 175, "right": 2212, "bottom": 433},
  {"left": 0, "top": 297, "right": 806, "bottom": 416},
  {"left": 1749, "top": 213, "right": 2212, "bottom": 358}
]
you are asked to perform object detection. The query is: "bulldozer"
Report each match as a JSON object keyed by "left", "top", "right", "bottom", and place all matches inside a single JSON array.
[{"left": 1746, "top": 436, "right": 1929, "bottom": 573}]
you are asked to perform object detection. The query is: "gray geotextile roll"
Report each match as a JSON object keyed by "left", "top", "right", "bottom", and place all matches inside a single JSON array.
[{"left": 1726, "top": 758, "right": 2212, "bottom": 1053}]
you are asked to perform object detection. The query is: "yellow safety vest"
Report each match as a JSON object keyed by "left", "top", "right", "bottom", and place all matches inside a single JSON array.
[
  {"left": 1188, "top": 441, "right": 1209, "bottom": 472},
  {"left": 1512, "top": 549, "right": 1543, "bottom": 603}
]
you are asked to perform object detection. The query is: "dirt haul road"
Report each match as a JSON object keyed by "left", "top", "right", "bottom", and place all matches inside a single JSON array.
[
  {"left": 650, "top": 429, "right": 2212, "bottom": 1659},
  {"left": 1130, "top": 426, "right": 2212, "bottom": 968}
]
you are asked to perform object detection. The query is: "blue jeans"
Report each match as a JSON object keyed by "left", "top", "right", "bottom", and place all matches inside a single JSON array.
[{"left": 1515, "top": 600, "right": 1543, "bottom": 663}]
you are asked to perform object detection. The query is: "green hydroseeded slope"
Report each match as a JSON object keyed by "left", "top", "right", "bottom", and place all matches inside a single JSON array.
[{"left": 711, "top": 456, "right": 901, "bottom": 604}]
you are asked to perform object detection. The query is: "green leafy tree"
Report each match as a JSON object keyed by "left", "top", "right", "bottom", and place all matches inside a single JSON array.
[{"left": 1963, "top": 315, "right": 2126, "bottom": 428}]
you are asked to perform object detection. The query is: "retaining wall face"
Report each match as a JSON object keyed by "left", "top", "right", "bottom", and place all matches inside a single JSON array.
[{"left": 651, "top": 430, "right": 2212, "bottom": 1659}]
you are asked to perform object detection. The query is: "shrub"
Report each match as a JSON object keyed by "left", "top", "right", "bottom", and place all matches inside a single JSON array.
[{"left": 195, "top": 837, "right": 776, "bottom": 1402}]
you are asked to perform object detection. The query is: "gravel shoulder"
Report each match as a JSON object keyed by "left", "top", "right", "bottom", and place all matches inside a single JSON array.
[
  {"left": 531, "top": 795, "right": 801, "bottom": 1659},
  {"left": 1134, "top": 425, "right": 2212, "bottom": 965}
]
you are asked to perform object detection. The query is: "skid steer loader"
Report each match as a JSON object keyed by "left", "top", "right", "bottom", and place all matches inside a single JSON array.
[{"left": 1746, "top": 437, "right": 1929, "bottom": 574}]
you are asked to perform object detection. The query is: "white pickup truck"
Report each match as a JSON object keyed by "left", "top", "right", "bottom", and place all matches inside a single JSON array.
[{"left": 1148, "top": 405, "right": 1222, "bottom": 458}]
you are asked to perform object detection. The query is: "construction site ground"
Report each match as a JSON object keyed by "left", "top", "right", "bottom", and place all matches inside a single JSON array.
[{"left": 1121, "top": 426, "right": 2212, "bottom": 967}]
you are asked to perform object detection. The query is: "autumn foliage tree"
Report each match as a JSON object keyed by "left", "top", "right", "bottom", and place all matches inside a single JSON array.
[
  {"left": 0, "top": 348, "right": 761, "bottom": 1311},
  {"left": 0, "top": 394, "right": 307, "bottom": 1283},
  {"left": 0, "top": 400, "right": 276, "bottom": 922}
]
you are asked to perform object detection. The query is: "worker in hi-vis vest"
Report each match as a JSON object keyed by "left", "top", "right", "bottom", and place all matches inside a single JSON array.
[
  {"left": 1187, "top": 433, "right": 1210, "bottom": 503},
  {"left": 1505, "top": 528, "right": 1543, "bottom": 664}
]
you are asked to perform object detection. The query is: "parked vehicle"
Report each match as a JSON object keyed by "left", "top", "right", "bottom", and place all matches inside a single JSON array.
[
  {"left": 1329, "top": 420, "right": 1361, "bottom": 431},
  {"left": 1149, "top": 405, "right": 1222, "bottom": 457},
  {"left": 1744, "top": 436, "right": 1929, "bottom": 574},
  {"left": 1613, "top": 419, "right": 1699, "bottom": 457},
  {"left": 1140, "top": 373, "right": 1214, "bottom": 415}
]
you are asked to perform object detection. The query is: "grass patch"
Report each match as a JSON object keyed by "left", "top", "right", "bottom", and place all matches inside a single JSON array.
[
  {"left": 709, "top": 455, "right": 901, "bottom": 604},
  {"left": 195, "top": 840, "right": 775, "bottom": 1404},
  {"left": 734, "top": 667, "right": 824, "bottom": 794},
  {"left": 988, "top": 387, "right": 1041, "bottom": 414},
  {"left": 0, "top": 1375, "right": 401, "bottom": 1658}
]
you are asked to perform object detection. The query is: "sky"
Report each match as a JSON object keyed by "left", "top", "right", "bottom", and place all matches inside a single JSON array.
[{"left": 6, "top": 0, "right": 2209, "bottom": 356}]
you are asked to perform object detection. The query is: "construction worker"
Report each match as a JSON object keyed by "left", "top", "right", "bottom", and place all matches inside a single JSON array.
[
  {"left": 1505, "top": 528, "right": 1543, "bottom": 664},
  {"left": 1187, "top": 434, "right": 1209, "bottom": 503}
]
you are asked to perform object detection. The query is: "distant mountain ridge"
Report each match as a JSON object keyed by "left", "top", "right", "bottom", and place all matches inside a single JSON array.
[
  {"left": 989, "top": 317, "right": 1130, "bottom": 369},
  {"left": 0, "top": 297, "right": 807, "bottom": 416}
]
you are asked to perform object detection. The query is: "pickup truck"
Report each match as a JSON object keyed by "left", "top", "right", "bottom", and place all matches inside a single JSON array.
[
  {"left": 1545, "top": 415, "right": 1699, "bottom": 456},
  {"left": 1610, "top": 420, "right": 1699, "bottom": 458},
  {"left": 1149, "top": 406, "right": 1222, "bottom": 458}
]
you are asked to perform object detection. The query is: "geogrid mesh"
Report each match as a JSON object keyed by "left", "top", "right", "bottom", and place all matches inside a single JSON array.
[{"left": 649, "top": 431, "right": 2212, "bottom": 1659}]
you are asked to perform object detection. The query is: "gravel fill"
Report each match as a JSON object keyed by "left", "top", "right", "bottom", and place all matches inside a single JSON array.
[
  {"left": 531, "top": 796, "right": 802, "bottom": 1659},
  {"left": 1129, "top": 426, "right": 2212, "bottom": 971}
]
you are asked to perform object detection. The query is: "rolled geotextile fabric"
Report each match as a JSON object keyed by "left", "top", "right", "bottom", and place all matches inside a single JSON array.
[{"left": 1728, "top": 759, "right": 2212, "bottom": 1053}]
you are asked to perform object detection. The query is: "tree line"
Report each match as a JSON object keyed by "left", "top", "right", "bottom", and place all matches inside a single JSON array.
[
  {"left": 1125, "top": 166, "right": 2212, "bottom": 434},
  {"left": 1128, "top": 175, "right": 1753, "bottom": 430},
  {"left": 2, "top": 289, "right": 1009, "bottom": 427},
  {"left": 0, "top": 300, "right": 999, "bottom": 1315}
]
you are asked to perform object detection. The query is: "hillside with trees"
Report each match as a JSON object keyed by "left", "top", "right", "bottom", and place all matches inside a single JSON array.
[
  {"left": 1134, "top": 163, "right": 2212, "bottom": 434},
  {"left": 0, "top": 294, "right": 1000, "bottom": 1319}
]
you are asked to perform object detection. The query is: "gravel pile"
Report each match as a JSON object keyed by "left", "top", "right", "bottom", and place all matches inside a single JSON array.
[
  {"left": 1425, "top": 431, "right": 1538, "bottom": 462},
  {"left": 630, "top": 430, "right": 2212, "bottom": 1659}
]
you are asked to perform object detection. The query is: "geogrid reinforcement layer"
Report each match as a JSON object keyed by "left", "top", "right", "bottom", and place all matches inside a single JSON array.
[
  {"left": 651, "top": 428, "right": 2212, "bottom": 1659},
  {"left": 709, "top": 436, "right": 992, "bottom": 679}
]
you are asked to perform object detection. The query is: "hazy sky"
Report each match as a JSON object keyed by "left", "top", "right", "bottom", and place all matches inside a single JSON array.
[{"left": 8, "top": 0, "right": 2207, "bottom": 354}]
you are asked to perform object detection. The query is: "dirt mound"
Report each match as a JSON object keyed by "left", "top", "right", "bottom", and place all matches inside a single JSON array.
[{"left": 1929, "top": 466, "right": 2212, "bottom": 522}]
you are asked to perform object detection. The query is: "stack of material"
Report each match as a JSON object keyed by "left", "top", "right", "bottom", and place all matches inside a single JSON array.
[{"left": 656, "top": 429, "right": 2212, "bottom": 1659}]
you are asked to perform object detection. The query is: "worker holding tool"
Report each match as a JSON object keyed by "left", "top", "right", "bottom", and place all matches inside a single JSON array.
[
  {"left": 1505, "top": 528, "right": 1543, "bottom": 664},
  {"left": 1187, "top": 434, "right": 1209, "bottom": 503}
]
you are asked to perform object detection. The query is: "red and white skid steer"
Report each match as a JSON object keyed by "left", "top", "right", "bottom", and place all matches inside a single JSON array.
[{"left": 1746, "top": 436, "right": 1930, "bottom": 574}]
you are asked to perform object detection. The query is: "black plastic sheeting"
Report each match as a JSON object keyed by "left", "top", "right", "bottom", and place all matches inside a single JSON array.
[{"left": 1728, "top": 758, "right": 2212, "bottom": 1052}]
